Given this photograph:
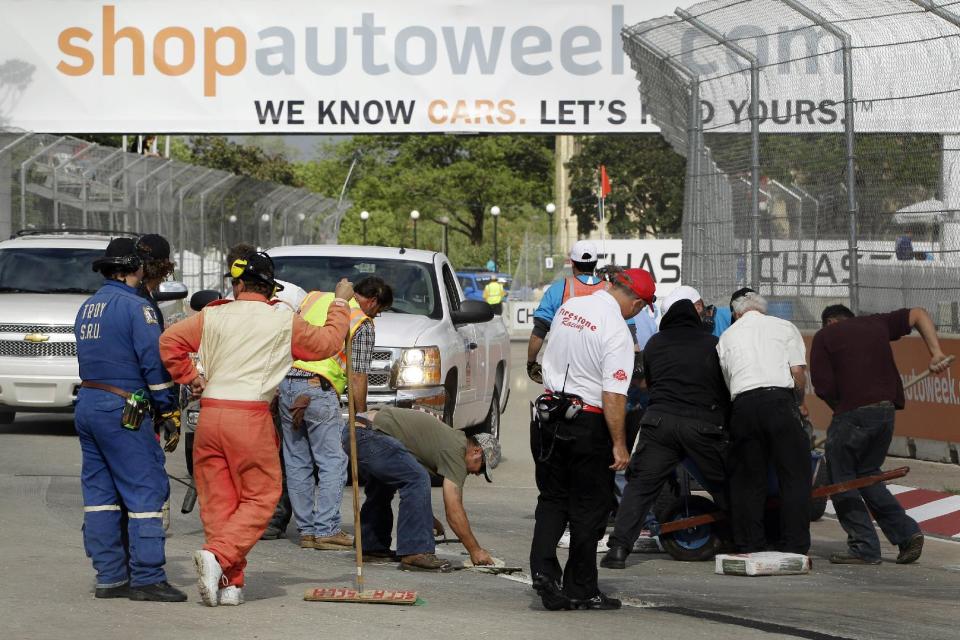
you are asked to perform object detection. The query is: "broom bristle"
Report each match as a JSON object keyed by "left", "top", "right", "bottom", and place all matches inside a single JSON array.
[{"left": 304, "top": 587, "right": 418, "bottom": 605}]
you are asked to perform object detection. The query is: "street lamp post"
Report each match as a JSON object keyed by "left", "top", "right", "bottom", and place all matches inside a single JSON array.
[
  {"left": 545, "top": 202, "right": 556, "bottom": 259},
  {"left": 360, "top": 210, "right": 370, "bottom": 245},
  {"left": 438, "top": 215, "right": 450, "bottom": 255},
  {"left": 258, "top": 213, "right": 270, "bottom": 249},
  {"left": 297, "top": 212, "right": 306, "bottom": 244},
  {"left": 490, "top": 206, "right": 501, "bottom": 271},
  {"left": 410, "top": 209, "right": 420, "bottom": 248}
]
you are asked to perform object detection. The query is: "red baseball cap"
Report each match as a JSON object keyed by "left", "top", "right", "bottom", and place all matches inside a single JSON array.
[{"left": 617, "top": 268, "right": 657, "bottom": 304}]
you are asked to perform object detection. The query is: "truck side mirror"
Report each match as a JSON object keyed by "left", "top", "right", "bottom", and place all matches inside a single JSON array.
[
  {"left": 190, "top": 289, "right": 223, "bottom": 311},
  {"left": 451, "top": 299, "right": 494, "bottom": 325},
  {"left": 154, "top": 281, "right": 189, "bottom": 302}
]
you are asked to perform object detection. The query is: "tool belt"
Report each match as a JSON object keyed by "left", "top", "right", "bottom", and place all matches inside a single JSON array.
[
  {"left": 80, "top": 380, "right": 132, "bottom": 399},
  {"left": 81, "top": 381, "right": 150, "bottom": 430},
  {"left": 286, "top": 370, "right": 335, "bottom": 392}
]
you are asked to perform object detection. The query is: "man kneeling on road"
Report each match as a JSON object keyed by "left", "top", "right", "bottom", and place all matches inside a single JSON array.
[{"left": 349, "top": 407, "right": 499, "bottom": 572}]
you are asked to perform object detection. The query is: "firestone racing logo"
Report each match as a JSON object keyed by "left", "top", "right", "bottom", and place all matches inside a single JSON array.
[
  {"left": 558, "top": 308, "right": 597, "bottom": 332},
  {"left": 613, "top": 369, "right": 627, "bottom": 381}
]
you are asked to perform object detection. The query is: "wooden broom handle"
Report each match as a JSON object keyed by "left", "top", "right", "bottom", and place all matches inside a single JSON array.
[{"left": 345, "top": 332, "right": 364, "bottom": 591}]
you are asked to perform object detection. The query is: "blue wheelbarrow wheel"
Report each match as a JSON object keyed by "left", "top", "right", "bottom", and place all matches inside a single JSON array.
[{"left": 659, "top": 495, "right": 723, "bottom": 562}]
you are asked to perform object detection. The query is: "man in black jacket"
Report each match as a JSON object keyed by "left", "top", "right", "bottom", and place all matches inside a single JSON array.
[{"left": 601, "top": 299, "right": 730, "bottom": 569}]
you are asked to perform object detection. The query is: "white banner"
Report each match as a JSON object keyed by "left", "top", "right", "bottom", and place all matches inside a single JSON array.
[
  {"left": 596, "top": 238, "right": 683, "bottom": 298},
  {"left": 0, "top": 0, "right": 684, "bottom": 134},
  {"left": 759, "top": 239, "right": 937, "bottom": 297}
]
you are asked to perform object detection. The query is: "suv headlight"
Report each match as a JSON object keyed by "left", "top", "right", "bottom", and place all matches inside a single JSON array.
[{"left": 396, "top": 347, "right": 441, "bottom": 387}]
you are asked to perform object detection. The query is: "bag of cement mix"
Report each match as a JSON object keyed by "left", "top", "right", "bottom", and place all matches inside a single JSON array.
[{"left": 715, "top": 552, "right": 811, "bottom": 576}]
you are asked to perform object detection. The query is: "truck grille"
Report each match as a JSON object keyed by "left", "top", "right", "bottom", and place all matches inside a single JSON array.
[
  {"left": 368, "top": 349, "right": 397, "bottom": 391},
  {"left": 368, "top": 373, "right": 390, "bottom": 387},
  {"left": 0, "top": 324, "right": 74, "bottom": 334},
  {"left": 0, "top": 340, "right": 77, "bottom": 357}
]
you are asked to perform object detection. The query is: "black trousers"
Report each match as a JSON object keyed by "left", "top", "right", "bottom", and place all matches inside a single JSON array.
[
  {"left": 529, "top": 412, "right": 614, "bottom": 600},
  {"left": 728, "top": 388, "right": 811, "bottom": 554},
  {"left": 608, "top": 410, "right": 728, "bottom": 550}
]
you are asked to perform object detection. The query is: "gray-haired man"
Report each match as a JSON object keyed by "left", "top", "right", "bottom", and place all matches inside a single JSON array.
[{"left": 716, "top": 287, "right": 811, "bottom": 555}]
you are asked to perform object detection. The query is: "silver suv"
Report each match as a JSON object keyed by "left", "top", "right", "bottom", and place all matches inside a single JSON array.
[{"left": 0, "top": 231, "right": 186, "bottom": 424}]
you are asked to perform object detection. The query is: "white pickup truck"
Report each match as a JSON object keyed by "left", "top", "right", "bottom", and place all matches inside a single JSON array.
[{"left": 269, "top": 245, "right": 511, "bottom": 437}]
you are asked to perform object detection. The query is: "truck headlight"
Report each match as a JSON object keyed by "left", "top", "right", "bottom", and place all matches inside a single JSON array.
[{"left": 397, "top": 347, "right": 441, "bottom": 387}]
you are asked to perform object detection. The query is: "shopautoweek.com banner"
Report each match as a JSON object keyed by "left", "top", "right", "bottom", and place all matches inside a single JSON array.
[{"left": 0, "top": 0, "right": 671, "bottom": 134}]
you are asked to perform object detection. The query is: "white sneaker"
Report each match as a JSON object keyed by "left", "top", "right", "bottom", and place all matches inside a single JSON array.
[
  {"left": 218, "top": 585, "right": 244, "bottom": 606},
  {"left": 596, "top": 534, "right": 610, "bottom": 553},
  {"left": 193, "top": 549, "right": 223, "bottom": 607}
]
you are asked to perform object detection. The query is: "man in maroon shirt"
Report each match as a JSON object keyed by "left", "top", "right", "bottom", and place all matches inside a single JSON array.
[{"left": 810, "top": 305, "right": 949, "bottom": 565}]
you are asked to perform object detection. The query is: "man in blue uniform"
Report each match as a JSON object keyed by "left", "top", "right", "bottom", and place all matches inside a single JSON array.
[{"left": 74, "top": 237, "right": 187, "bottom": 602}]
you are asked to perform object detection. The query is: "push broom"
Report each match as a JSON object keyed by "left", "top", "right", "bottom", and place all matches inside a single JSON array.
[{"left": 304, "top": 331, "right": 419, "bottom": 605}]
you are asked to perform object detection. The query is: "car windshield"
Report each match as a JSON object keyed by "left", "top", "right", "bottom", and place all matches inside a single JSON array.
[
  {"left": 0, "top": 248, "right": 104, "bottom": 294},
  {"left": 273, "top": 256, "right": 440, "bottom": 318}
]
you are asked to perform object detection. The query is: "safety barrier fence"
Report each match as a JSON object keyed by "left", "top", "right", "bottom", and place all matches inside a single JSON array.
[
  {"left": 0, "top": 130, "right": 348, "bottom": 291},
  {"left": 623, "top": 0, "right": 960, "bottom": 330}
]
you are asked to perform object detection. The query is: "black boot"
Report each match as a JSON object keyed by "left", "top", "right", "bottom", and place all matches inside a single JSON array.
[
  {"left": 128, "top": 581, "right": 188, "bottom": 602},
  {"left": 260, "top": 521, "right": 286, "bottom": 540},
  {"left": 95, "top": 584, "right": 131, "bottom": 599},
  {"left": 600, "top": 545, "right": 629, "bottom": 570},
  {"left": 532, "top": 574, "right": 571, "bottom": 611}
]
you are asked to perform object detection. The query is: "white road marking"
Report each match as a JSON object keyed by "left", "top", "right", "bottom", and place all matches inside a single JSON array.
[{"left": 905, "top": 495, "right": 960, "bottom": 524}]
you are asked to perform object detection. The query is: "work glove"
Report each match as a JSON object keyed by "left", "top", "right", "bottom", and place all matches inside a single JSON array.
[
  {"left": 526, "top": 361, "right": 543, "bottom": 384},
  {"left": 159, "top": 410, "right": 181, "bottom": 453}
]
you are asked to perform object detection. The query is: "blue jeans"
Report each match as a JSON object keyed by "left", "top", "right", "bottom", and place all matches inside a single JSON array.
[
  {"left": 278, "top": 378, "right": 347, "bottom": 537},
  {"left": 826, "top": 404, "right": 920, "bottom": 561},
  {"left": 345, "top": 426, "right": 434, "bottom": 557}
]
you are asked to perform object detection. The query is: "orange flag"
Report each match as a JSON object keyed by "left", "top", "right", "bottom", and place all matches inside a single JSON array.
[{"left": 600, "top": 165, "right": 611, "bottom": 199}]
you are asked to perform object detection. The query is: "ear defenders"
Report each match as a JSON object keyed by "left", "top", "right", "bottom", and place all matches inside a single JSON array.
[
  {"left": 229, "top": 252, "right": 284, "bottom": 297},
  {"left": 92, "top": 254, "right": 142, "bottom": 273}
]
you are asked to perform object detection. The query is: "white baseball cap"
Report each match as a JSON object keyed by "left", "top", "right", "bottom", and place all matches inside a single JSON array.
[
  {"left": 661, "top": 285, "right": 702, "bottom": 315},
  {"left": 569, "top": 240, "right": 599, "bottom": 262}
]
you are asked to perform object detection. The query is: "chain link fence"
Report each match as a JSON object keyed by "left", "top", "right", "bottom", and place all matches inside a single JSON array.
[
  {"left": 0, "top": 130, "right": 347, "bottom": 292},
  {"left": 624, "top": 0, "right": 960, "bottom": 330}
]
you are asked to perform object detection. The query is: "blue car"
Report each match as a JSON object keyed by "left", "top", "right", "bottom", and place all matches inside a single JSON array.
[{"left": 457, "top": 271, "right": 511, "bottom": 302}]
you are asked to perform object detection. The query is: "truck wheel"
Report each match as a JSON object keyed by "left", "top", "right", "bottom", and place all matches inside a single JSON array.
[
  {"left": 481, "top": 388, "right": 501, "bottom": 440},
  {"left": 659, "top": 495, "right": 722, "bottom": 562},
  {"left": 0, "top": 411, "right": 14, "bottom": 425}
]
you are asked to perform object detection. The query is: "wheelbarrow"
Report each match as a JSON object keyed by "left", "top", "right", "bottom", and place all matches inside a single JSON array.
[
  {"left": 645, "top": 450, "right": 827, "bottom": 561},
  {"left": 651, "top": 462, "right": 910, "bottom": 562}
]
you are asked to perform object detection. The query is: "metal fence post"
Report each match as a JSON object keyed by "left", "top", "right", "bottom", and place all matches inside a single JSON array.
[
  {"left": 102, "top": 152, "right": 147, "bottom": 230},
  {"left": 781, "top": 0, "right": 858, "bottom": 313},
  {"left": 19, "top": 136, "right": 65, "bottom": 229},
  {"left": 198, "top": 174, "right": 235, "bottom": 289},
  {"left": 133, "top": 159, "right": 171, "bottom": 233},
  {"left": 678, "top": 8, "right": 761, "bottom": 292},
  {"left": 177, "top": 169, "right": 214, "bottom": 285}
]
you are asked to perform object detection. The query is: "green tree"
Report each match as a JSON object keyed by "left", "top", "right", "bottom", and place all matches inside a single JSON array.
[
  {"left": 567, "top": 134, "right": 686, "bottom": 237},
  {"left": 297, "top": 134, "right": 554, "bottom": 267},
  {"left": 178, "top": 136, "right": 302, "bottom": 186}
]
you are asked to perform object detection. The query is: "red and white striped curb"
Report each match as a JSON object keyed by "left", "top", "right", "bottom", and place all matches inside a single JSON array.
[{"left": 826, "top": 485, "right": 960, "bottom": 539}]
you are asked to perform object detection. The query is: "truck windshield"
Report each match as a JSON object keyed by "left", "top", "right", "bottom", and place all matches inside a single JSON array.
[
  {"left": 0, "top": 248, "right": 104, "bottom": 294},
  {"left": 272, "top": 256, "right": 441, "bottom": 318}
]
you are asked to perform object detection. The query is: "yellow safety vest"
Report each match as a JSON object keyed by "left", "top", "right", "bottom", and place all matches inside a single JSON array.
[
  {"left": 484, "top": 280, "right": 505, "bottom": 305},
  {"left": 292, "top": 291, "right": 371, "bottom": 394}
]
